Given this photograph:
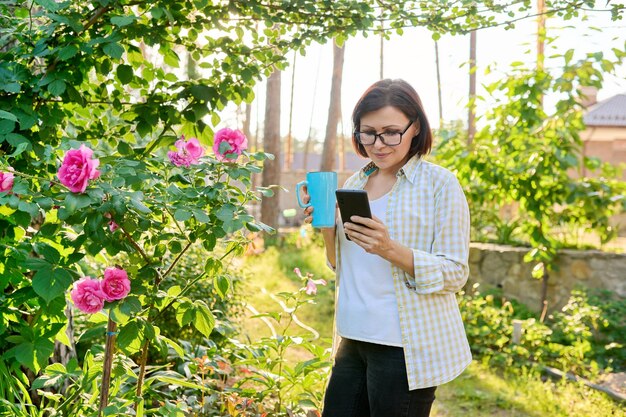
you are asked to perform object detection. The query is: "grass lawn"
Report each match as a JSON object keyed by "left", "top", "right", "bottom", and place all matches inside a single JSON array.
[
  {"left": 432, "top": 361, "right": 625, "bottom": 417},
  {"left": 234, "top": 234, "right": 624, "bottom": 416}
]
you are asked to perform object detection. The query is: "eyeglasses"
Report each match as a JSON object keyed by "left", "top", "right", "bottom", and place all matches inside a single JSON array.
[{"left": 354, "top": 119, "right": 415, "bottom": 146}]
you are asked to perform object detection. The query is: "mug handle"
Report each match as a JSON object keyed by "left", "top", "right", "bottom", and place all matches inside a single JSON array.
[{"left": 295, "top": 180, "right": 311, "bottom": 208}]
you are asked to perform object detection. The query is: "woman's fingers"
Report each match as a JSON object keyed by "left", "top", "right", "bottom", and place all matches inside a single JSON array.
[{"left": 303, "top": 205, "right": 313, "bottom": 224}]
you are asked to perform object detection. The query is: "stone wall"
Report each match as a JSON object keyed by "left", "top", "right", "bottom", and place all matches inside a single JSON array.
[{"left": 468, "top": 242, "right": 626, "bottom": 312}]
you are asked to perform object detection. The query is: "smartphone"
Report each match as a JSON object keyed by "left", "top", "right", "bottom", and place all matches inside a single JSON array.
[{"left": 335, "top": 189, "right": 372, "bottom": 241}]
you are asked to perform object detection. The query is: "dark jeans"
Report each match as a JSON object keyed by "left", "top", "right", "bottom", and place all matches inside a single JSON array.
[{"left": 322, "top": 339, "right": 437, "bottom": 417}]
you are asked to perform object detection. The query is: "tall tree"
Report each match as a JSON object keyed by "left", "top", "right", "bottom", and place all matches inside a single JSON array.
[
  {"left": 285, "top": 51, "right": 297, "bottom": 171},
  {"left": 435, "top": 40, "right": 444, "bottom": 129},
  {"left": 320, "top": 40, "right": 345, "bottom": 172},
  {"left": 261, "top": 68, "right": 282, "bottom": 230},
  {"left": 537, "top": 0, "right": 547, "bottom": 108},
  {"left": 468, "top": 30, "right": 477, "bottom": 145}
]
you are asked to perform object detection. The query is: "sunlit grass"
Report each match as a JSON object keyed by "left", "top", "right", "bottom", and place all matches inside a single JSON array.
[{"left": 433, "top": 361, "right": 625, "bottom": 417}]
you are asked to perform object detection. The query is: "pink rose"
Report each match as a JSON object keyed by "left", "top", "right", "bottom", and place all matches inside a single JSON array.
[
  {"left": 70, "top": 277, "right": 105, "bottom": 314},
  {"left": 57, "top": 145, "right": 101, "bottom": 193},
  {"left": 213, "top": 128, "right": 248, "bottom": 162},
  {"left": 168, "top": 136, "right": 204, "bottom": 167},
  {"left": 0, "top": 169, "right": 14, "bottom": 193},
  {"left": 101, "top": 267, "right": 131, "bottom": 301}
]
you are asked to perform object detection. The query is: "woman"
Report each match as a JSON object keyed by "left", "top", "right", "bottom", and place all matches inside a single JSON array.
[{"left": 301, "top": 79, "right": 472, "bottom": 417}]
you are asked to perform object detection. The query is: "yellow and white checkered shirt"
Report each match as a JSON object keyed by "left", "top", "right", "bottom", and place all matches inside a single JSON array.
[{"left": 334, "top": 154, "right": 472, "bottom": 390}]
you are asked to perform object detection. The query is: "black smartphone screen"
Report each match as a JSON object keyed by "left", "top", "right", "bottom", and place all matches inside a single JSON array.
[{"left": 335, "top": 189, "right": 372, "bottom": 241}]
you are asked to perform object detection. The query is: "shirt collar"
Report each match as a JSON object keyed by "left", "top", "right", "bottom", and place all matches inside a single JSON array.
[{"left": 358, "top": 154, "right": 423, "bottom": 184}]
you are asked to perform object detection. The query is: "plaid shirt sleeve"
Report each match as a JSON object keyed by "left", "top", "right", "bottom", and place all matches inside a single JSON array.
[{"left": 411, "top": 175, "right": 470, "bottom": 294}]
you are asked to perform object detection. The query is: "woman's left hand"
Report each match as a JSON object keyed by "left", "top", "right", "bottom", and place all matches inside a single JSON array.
[{"left": 344, "top": 215, "right": 395, "bottom": 257}]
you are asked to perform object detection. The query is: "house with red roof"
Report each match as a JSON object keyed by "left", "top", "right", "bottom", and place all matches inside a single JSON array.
[{"left": 581, "top": 89, "right": 626, "bottom": 179}]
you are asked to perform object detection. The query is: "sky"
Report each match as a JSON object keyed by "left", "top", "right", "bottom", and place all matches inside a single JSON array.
[{"left": 221, "top": 8, "right": 626, "bottom": 147}]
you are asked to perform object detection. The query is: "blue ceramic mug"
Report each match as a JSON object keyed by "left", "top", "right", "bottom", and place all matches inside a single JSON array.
[{"left": 296, "top": 171, "right": 338, "bottom": 228}]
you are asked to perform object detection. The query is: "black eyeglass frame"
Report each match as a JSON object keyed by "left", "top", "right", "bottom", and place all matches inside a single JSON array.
[{"left": 354, "top": 119, "right": 415, "bottom": 147}]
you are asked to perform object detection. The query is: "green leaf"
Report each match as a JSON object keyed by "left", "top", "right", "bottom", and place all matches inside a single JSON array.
[
  {"left": 8, "top": 142, "right": 29, "bottom": 158},
  {"left": 35, "top": 0, "right": 59, "bottom": 11},
  {"left": 117, "top": 321, "right": 140, "bottom": 349},
  {"left": 119, "top": 296, "right": 142, "bottom": 317},
  {"left": 189, "top": 85, "right": 214, "bottom": 101},
  {"left": 175, "top": 302, "right": 194, "bottom": 327},
  {"left": 213, "top": 275, "right": 231, "bottom": 299},
  {"left": 193, "top": 301, "right": 215, "bottom": 338},
  {"left": 32, "top": 268, "right": 72, "bottom": 304},
  {"left": 64, "top": 193, "right": 93, "bottom": 214},
  {"left": 163, "top": 49, "right": 180, "bottom": 67},
  {"left": 14, "top": 342, "right": 36, "bottom": 372},
  {"left": 204, "top": 258, "right": 221, "bottom": 275},
  {"left": 18, "top": 200, "right": 39, "bottom": 217},
  {"left": 193, "top": 209, "right": 210, "bottom": 223},
  {"left": 0, "top": 119, "right": 16, "bottom": 134},
  {"left": 34, "top": 243, "right": 61, "bottom": 264},
  {"left": 23, "top": 257, "right": 51, "bottom": 270},
  {"left": 58, "top": 45, "right": 78, "bottom": 61},
  {"left": 174, "top": 209, "right": 192, "bottom": 222},
  {"left": 48, "top": 79, "right": 66, "bottom": 96},
  {"left": 116, "top": 64, "right": 134, "bottom": 84},
  {"left": 0, "top": 110, "right": 18, "bottom": 122},
  {"left": 146, "top": 373, "right": 211, "bottom": 391},
  {"left": 103, "top": 42, "right": 124, "bottom": 59},
  {"left": 111, "top": 15, "right": 136, "bottom": 27},
  {"left": 158, "top": 335, "right": 184, "bottom": 358},
  {"left": 129, "top": 197, "right": 151, "bottom": 213}
]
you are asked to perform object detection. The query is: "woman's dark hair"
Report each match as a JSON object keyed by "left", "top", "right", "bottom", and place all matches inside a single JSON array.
[{"left": 351, "top": 79, "right": 432, "bottom": 159}]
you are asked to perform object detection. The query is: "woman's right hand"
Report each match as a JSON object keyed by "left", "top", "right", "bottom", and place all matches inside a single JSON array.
[{"left": 300, "top": 185, "right": 314, "bottom": 224}]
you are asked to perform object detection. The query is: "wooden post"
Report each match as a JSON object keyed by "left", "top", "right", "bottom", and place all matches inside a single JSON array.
[
  {"left": 512, "top": 319, "right": 523, "bottom": 344},
  {"left": 98, "top": 317, "right": 117, "bottom": 416}
]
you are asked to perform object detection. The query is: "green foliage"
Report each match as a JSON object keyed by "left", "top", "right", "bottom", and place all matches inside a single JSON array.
[
  {"left": 459, "top": 285, "right": 625, "bottom": 378},
  {"left": 234, "top": 268, "right": 332, "bottom": 416},
  {"left": 433, "top": 42, "right": 626, "bottom": 283}
]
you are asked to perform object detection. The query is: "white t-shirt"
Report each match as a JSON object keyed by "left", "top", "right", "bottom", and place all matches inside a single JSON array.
[{"left": 336, "top": 192, "right": 403, "bottom": 347}]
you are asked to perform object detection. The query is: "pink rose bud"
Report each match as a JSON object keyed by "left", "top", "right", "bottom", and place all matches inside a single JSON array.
[
  {"left": 57, "top": 144, "right": 100, "bottom": 193},
  {"left": 0, "top": 169, "right": 14, "bottom": 193},
  {"left": 213, "top": 128, "right": 248, "bottom": 162},
  {"left": 108, "top": 220, "right": 119, "bottom": 232},
  {"left": 70, "top": 277, "right": 105, "bottom": 314},
  {"left": 101, "top": 267, "right": 131, "bottom": 301},
  {"left": 168, "top": 136, "right": 204, "bottom": 167}
]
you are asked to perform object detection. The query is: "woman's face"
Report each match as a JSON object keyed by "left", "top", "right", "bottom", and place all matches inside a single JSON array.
[{"left": 358, "top": 106, "right": 417, "bottom": 174}]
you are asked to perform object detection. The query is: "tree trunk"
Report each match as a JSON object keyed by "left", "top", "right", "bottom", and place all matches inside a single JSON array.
[
  {"left": 540, "top": 271, "right": 549, "bottom": 322},
  {"left": 285, "top": 51, "right": 297, "bottom": 171},
  {"left": 320, "top": 41, "right": 345, "bottom": 171},
  {"left": 261, "top": 68, "right": 281, "bottom": 231},
  {"left": 379, "top": 26, "right": 384, "bottom": 79},
  {"left": 243, "top": 103, "right": 252, "bottom": 145},
  {"left": 434, "top": 40, "right": 444, "bottom": 129},
  {"left": 537, "top": 0, "right": 546, "bottom": 107},
  {"left": 468, "top": 30, "right": 477, "bottom": 146}
]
